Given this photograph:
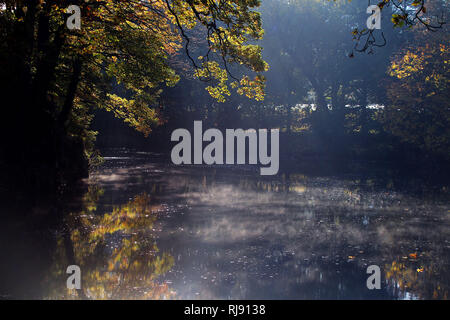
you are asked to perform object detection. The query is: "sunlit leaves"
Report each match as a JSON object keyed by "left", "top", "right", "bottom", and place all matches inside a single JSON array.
[
  {"left": 384, "top": 38, "right": 450, "bottom": 156},
  {"left": 165, "top": 0, "right": 267, "bottom": 101},
  {"left": 236, "top": 74, "right": 266, "bottom": 101},
  {"left": 1, "top": 0, "right": 268, "bottom": 150},
  {"left": 105, "top": 94, "right": 161, "bottom": 137}
]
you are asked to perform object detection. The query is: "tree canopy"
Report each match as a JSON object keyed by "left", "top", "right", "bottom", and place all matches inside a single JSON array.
[{"left": 0, "top": 0, "right": 448, "bottom": 192}]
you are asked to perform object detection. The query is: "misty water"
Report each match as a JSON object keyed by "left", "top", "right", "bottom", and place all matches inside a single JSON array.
[{"left": 1, "top": 149, "right": 449, "bottom": 299}]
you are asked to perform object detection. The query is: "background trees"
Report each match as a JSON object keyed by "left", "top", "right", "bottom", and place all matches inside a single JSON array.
[{"left": 0, "top": 0, "right": 447, "bottom": 195}]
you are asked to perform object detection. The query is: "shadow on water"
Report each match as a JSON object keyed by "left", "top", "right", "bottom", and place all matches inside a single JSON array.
[{"left": 0, "top": 148, "right": 449, "bottom": 299}]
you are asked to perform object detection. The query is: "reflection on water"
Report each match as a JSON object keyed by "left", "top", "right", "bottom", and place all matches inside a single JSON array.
[
  {"left": 0, "top": 149, "right": 449, "bottom": 299},
  {"left": 44, "top": 190, "right": 174, "bottom": 299}
]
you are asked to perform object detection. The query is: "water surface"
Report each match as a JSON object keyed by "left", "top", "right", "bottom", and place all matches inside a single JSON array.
[{"left": 0, "top": 149, "right": 448, "bottom": 299}]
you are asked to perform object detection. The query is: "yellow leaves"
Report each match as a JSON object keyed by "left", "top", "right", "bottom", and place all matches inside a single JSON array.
[
  {"left": 391, "top": 13, "right": 408, "bottom": 27},
  {"left": 236, "top": 75, "right": 266, "bottom": 101},
  {"left": 378, "top": 0, "right": 389, "bottom": 10},
  {"left": 388, "top": 41, "right": 449, "bottom": 86},
  {"left": 195, "top": 61, "right": 231, "bottom": 102},
  {"left": 163, "top": 40, "right": 182, "bottom": 55},
  {"left": 206, "top": 86, "right": 231, "bottom": 103},
  {"left": 164, "top": 0, "right": 267, "bottom": 102},
  {"left": 389, "top": 50, "right": 424, "bottom": 79},
  {"left": 105, "top": 94, "right": 159, "bottom": 137},
  {"left": 386, "top": 40, "right": 449, "bottom": 161}
]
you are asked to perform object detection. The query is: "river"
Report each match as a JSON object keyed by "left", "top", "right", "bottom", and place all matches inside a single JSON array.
[{"left": 0, "top": 148, "right": 449, "bottom": 299}]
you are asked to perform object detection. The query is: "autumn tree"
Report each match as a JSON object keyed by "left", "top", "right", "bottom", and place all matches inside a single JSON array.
[
  {"left": 383, "top": 31, "right": 450, "bottom": 157},
  {"left": 0, "top": 0, "right": 267, "bottom": 192}
]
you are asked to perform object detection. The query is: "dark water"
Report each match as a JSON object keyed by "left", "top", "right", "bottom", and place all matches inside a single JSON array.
[{"left": 0, "top": 149, "right": 449, "bottom": 299}]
